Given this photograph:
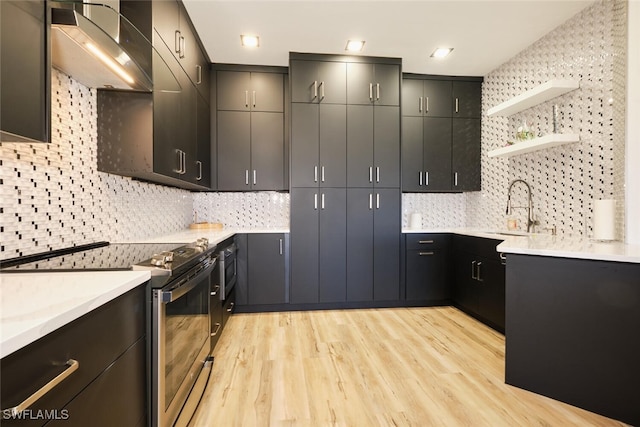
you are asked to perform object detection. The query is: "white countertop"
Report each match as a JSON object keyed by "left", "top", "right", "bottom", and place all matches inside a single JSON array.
[
  {"left": 0, "top": 270, "right": 150, "bottom": 358},
  {"left": 403, "top": 227, "right": 640, "bottom": 264},
  {"left": 116, "top": 228, "right": 289, "bottom": 245}
]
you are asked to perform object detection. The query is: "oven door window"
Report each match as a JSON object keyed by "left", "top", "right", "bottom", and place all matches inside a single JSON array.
[{"left": 164, "top": 272, "right": 210, "bottom": 409}]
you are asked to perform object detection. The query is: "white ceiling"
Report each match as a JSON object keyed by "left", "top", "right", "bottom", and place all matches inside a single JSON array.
[{"left": 183, "top": 0, "right": 594, "bottom": 76}]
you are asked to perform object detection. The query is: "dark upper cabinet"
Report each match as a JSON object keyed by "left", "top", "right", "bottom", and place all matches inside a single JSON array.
[
  {"left": 402, "top": 79, "right": 452, "bottom": 117},
  {"left": 1, "top": 0, "right": 50, "bottom": 143},
  {"left": 251, "top": 112, "right": 285, "bottom": 190},
  {"left": 291, "top": 103, "right": 347, "bottom": 188},
  {"left": 217, "top": 71, "right": 283, "bottom": 112},
  {"left": 347, "top": 105, "right": 400, "bottom": 188},
  {"left": 405, "top": 234, "right": 452, "bottom": 301},
  {"left": 452, "top": 118, "right": 481, "bottom": 191},
  {"left": 290, "top": 59, "right": 346, "bottom": 104},
  {"left": 452, "top": 81, "right": 482, "bottom": 118},
  {"left": 346, "top": 63, "right": 400, "bottom": 106},
  {"left": 247, "top": 233, "right": 288, "bottom": 305},
  {"left": 195, "top": 92, "right": 211, "bottom": 188}
]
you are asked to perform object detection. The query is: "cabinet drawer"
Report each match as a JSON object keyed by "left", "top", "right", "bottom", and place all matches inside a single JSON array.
[
  {"left": 222, "top": 287, "right": 236, "bottom": 328},
  {"left": 1, "top": 286, "right": 145, "bottom": 427},
  {"left": 406, "top": 233, "right": 450, "bottom": 251}
]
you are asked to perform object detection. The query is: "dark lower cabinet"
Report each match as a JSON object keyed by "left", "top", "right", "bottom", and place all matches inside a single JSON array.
[
  {"left": 505, "top": 255, "right": 640, "bottom": 426},
  {"left": 452, "top": 235, "right": 505, "bottom": 332},
  {"left": 405, "top": 234, "right": 451, "bottom": 302},
  {"left": 346, "top": 188, "right": 400, "bottom": 302},
  {"left": 247, "top": 233, "right": 288, "bottom": 305},
  {"left": 0, "top": 286, "right": 146, "bottom": 427}
]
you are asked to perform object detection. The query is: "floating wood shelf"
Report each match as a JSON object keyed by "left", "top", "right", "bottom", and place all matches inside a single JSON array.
[
  {"left": 488, "top": 134, "right": 580, "bottom": 158},
  {"left": 487, "top": 79, "right": 580, "bottom": 117}
]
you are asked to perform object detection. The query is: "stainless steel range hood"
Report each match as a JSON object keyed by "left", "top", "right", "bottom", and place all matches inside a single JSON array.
[{"left": 51, "top": 4, "right": 152, "bottom": 92}]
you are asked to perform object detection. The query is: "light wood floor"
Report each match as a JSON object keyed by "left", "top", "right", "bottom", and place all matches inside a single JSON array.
[{"left": 190, "top": 307, "right": 627, "bottom": 426}]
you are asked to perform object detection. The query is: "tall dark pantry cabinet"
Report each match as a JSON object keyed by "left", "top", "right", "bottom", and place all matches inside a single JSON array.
[{"left": 289, "top": 53, "right": 401, "bottom": 306}]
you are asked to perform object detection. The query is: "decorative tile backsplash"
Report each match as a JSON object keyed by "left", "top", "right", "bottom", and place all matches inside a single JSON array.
[
  {"left": 0, "top": 71, "right": 193, "bottom": 260},
  {"left": 193, "top": 192, "right": 290, "bottom": 229}
]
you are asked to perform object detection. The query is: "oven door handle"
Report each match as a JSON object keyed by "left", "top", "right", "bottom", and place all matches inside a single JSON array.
[{"left": 162, "top": 261, "right": 215, "bottom": 303}]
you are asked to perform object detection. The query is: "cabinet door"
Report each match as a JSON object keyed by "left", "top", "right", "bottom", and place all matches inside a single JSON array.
[
  {"left": 453, "top": 250, "right": 480, "bottom": 313},
  {"left": 346, "top": 62, "right": 374, "bottom": 105},
  {"left": 290, "top": 103, "right": 319, "bottom": 187},
  {"left": 217, "top": 71, "right": 251, "bottom": 111},
  {"left": 346, "top": 105, "right": 374, "bottom": 187},
  {"left": 251, "top": 72, "right": 284, "bottom": 112},
  {"left": 319, "top": 104, "right": 347, "bottom": 187},
  {"left": 346, "top": 188, "right": 374, "bottom": 302},
  {"left": 192, "top": 44, "right": 210, "bottom": 99},
  {"left": 319, "top": 189, "right": 347, "bottom": 303},
  {"left": 424, "top": 117, "right": 452, "bottom": 192},
  {"left": 452, "top": 81, "right": 482, "bottom": 118},
  {"left": 373, "top": 106, "right": 400, "bottom": 188},
  {"left": 452, "top": 118, "right": 481, "bottom": 191},
  {"left": 477, "top": 258, "right": 505, "bottom": 331},
  {"left": 423, "top": 80, "right": 452, "bottom": 117},
  {"left": 152, "top": 0, "right": 180, "bottom": 54},
  {"left": 248, "top": 234, "right": 286, "bottom": 305},
  {"left": 317, "top": 61, "right": 347, "bottom": 104},
  {"left": 181, "top": 76, "right": 198, "bottom": 184},
  {"left": 373, "top": 64, "right": 400, "bottom": 106},
  {"left": 401, "top": 117, "right": 423, "bottom": 192},
  {"left": 290, "top": 188, "right": 319, "bottom": 303},
  {"left": 217, "top": 111, "right": 251, "bottom": 190},
  {"left": 290, "top": 60, "right": 318, "bottom": 103},
  {"left": 401, "top": 79, "right": 424, "bottom": 117},
  {"left": 1, "top": 0, "right": 49, "bottom": 143},
  {"left": 251, "top": 112, "right": 285, "bottom": 190},
  {"left": 195, "top": 92, "right": 211, "bottom": 188},
  {"left": 405, "top": 246, "right": 451, "bottom": 301},
  {"left": 373, "top": 189, "right": 400, "bottom": 301}
]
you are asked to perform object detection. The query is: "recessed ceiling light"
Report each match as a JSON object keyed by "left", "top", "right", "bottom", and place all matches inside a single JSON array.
[
  {"left": 430, "top": 48, "right": 453, "bottom": 58},
  {"left": 345, "top": 40, "right": 365, "bottom": 52},
  {"left": 241, "top": 35, "right": 260, "bottom": 48}
]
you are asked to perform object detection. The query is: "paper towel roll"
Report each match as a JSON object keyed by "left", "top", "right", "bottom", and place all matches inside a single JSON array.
[
  {"left": 409, "top": 213, "right": 422, "bottom": 229},
  {"left": 593, "top": 199, "right": 616, "bottom": 241}
]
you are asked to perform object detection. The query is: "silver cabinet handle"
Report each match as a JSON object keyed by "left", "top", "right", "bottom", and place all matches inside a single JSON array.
[
  {"left": 454, "top": 172, "right": 458, "bottom": 186},
  {"left": 376, "top": 83, "right": 380, "bottom": 101},
  {"left": 196, "top": 161, "right": 203, "bottom": 181},
  {"left": 3, "top": 359, "right": 79, "bottom": 417},
  {"left": 180, "top": 35, "right": 185, "bottom": 59},
  {"left": 245, "top": 90, "right": 249, "bottom": 107},
  {"left": 321, "top": 166, "right": 325, "bottom": 182},
  {"left": 369, "top": 83, "right": 373, "bottom": 101},
  {"left": 500, "top": 253, "right": 507, "bottom": 265},
  {"left": 211, "top": 322, "right": 222, "bottom": 337},
  {"left": 253, "top": 170, "right": 257, "bottom": 185},
  {"left": 369, "top": 166, "right": 373, "bottom": 183},
  {"left": 175, "top": 149, "right": 182, "bottom": 174},
  {"left": 196, "top": 65, "right": 202, "bottom": 84},
  {"left": 313, "top": 81, "right": 318, "bottom": 100},
  {"left": 376, "top": 193, "right": 380, "bottom": 209},
  {"left": 425, "top": 171, "right": 429, "bottom": 186},
  {"left": 279, "top": 238, "right": 283, "bottom": 255},
  {"left": 419, "top": 171, "right": 423, "bottom": 186},
  {"left": 226, "top": 302, "right": 235, "bottom": 313},
  {"left": 455, "top": 98, "right": 459, "bottom": 113},
  {"left": 314, "top": 166, "right": 318, "bottom": 183},
  {"left": 245, "top": 170, "right": 249, "bottom": 185},
  {"left": 425, "top": 97, "right": 429, "bottom": 113},
  {"left": 182, "top": 151, "right": 186, "bottom": 175},
  {"left": 376, "top": 167, "right": 380, "bottom": 183},
  {"left": 419, "top": 97, "right": 423, "bottom": 113},
  {"left": 175, "top": 30, "right": 181, "bottom": 54},
  {"left": 252, "top": 90, "right": 256, "bottom": 108},
  {"left": 321, "top": 193, "right": 325, "bottom": 209},
  {"left": 419, "top": 251, "right": 434, "bottom": 256},
  {"left": 369, "top": 193, "right": 373, "bottom": 210},
  {"left": 476, "top": 261, "right": 483, "bottom": 281},
  {"left": 314, "top": 193, "right": 318, "bottom": 210},
  {"left": 211, "top": 284, "right": 220, "bottom": 297},
  {"left": 319, "top": 81, "right": 325, "bottom": 100},
  {"left": 471, "top": 260, "right": 477, "bottom": 280},
  {"left": 418, "top": 240, "right": 434, "bottom": 244}
]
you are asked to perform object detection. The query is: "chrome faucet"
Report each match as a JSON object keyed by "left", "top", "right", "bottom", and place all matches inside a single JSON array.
[{"left": 506, "top": 179, "right": 539, "bottom": 233}]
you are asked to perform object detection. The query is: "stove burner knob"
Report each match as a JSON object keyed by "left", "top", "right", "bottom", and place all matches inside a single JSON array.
[
  {"left": 196, "top": 238, "right": 209, "bottom": 249},
  {"left": 150, "top": 251, "right": 174, "bottom": 266}
]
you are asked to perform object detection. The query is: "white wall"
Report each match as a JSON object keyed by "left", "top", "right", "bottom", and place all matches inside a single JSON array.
[{"left": 626, "top": 0, "right": 640, "bottom": 244}]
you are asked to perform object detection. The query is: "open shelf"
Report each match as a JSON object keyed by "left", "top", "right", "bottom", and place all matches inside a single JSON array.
[
  {"left": 488, "top": 133, "right": 580, "bottom": 158},
  {"left": 487, "top": 79, "right": 579, "bottom": 117}
]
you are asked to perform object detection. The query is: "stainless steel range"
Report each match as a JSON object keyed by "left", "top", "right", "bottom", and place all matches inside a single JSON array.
[{"left": 1, "top": 238, "right": 219, "bottom": 427}]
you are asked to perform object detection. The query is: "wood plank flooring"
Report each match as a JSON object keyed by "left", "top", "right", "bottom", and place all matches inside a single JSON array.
[{"left": 190, "top": 307, "right": 627, "bottom": 426}]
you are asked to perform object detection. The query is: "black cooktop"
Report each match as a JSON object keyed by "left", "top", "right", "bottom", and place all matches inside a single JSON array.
[{"left": 0, "top": 242, "right": 187, "bottom": 271}]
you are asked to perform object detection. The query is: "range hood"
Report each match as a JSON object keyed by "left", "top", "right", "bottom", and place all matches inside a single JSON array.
[{"left": 51, "top": 5, "right": 152, "bottom": 92}]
